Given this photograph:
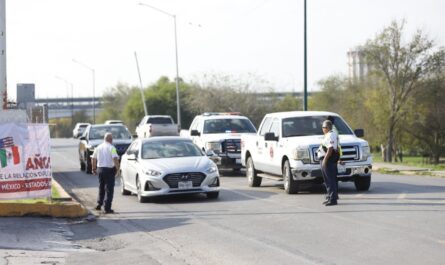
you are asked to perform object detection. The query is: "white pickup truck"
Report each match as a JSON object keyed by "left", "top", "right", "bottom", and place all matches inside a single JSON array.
[
  {"left": 188, "top": 112, "right": 257, "bottom": 171},
  {"left": 241, "top": 111, "right": 372, "bottom": 194},
  {"left": 136, "top": 115, "right": 179, "bottom": 138}
]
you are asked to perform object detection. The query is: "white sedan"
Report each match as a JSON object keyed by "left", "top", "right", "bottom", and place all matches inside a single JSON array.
[{"left": 120, "top": 137, "right": 220, "bottom": 202}]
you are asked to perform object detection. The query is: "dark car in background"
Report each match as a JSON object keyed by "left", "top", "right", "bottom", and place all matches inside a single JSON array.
[{"left": 78, "top": 124, "right": 133, "bottom": 174}]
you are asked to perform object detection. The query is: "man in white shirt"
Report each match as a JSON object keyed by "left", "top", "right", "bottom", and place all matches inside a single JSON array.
[
  {"left": 92, "top": 132, "right": 120, "bottom": 214},
  {"left": 320, "top": 120, "right": 340, "bottom": 206}
]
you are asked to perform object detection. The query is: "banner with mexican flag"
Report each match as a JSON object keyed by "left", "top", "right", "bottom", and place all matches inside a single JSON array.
[{"left": 0, "top": 123, "right": 52, "bottom": 200}]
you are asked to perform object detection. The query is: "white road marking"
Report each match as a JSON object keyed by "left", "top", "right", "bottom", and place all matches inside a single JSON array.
[{"left": 397, "top": 193, "right": 407, "bottom": 199}]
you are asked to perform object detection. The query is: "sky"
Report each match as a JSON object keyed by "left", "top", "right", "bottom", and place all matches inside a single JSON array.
[{"left": 6, "top": 0, "right": 445, "bottom": 100}]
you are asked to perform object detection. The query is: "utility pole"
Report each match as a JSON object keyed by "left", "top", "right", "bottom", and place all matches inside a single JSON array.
[
  {"left": 0, "top": 0, "right": 6, "bottom": 110},
  {"left": 303, "top": 0, "right": 308, "bottom": 111}
]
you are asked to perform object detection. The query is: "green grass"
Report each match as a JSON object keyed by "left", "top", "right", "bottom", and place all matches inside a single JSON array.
[
  {"left": 0, "top": 185, "right": 62, "bottom": 204},
  {"left": 372, "top": 153, "right": 445, "bottom": 171}
]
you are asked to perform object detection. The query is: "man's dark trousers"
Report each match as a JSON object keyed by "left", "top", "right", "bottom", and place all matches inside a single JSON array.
[
  {"left": 320, "top": 160, "right": 338, "bottom": 202},
  {"left": 97, "top": 167, "right": 116, "bottom": 211}
]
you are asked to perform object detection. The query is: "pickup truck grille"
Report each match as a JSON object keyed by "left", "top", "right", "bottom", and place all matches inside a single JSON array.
[
  {"left": 163, "top": 172, "right": 206, "bottom": 188},
  {"left": 311, "top": 145, "right": 360, "bottom": 163},
  {"left": 222, "top": 139, "right": 241, "bottom": 153}
]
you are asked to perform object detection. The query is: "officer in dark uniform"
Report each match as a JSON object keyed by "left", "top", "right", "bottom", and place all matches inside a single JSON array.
[{"left": 318, "top": 120, "right": 339, "bottom": 206}]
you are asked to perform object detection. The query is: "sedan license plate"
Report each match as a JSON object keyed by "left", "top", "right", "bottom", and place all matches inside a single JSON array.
[
  {"left": 236, "top": 158, "right": 241, "bottom": 164},
  {"left": 338, "top": 164, "right": 346, "bottom": 174},
  {"left": 178, "top": 181, "right": 193, "bottom": 189}
]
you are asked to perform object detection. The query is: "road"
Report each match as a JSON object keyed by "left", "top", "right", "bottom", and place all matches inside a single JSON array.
[{"left": 1, "top": 138, "right": 445, "bottom": 265}]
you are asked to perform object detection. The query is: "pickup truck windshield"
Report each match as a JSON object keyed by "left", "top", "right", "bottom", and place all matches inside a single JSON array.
[
  {"left": 89, "top": 126, "right": 132, "bottom": 140},
  {"left": 203, "top": 119, "right": 256, "bottom": 134},
  {"left": 147, "top": 117, "right": 173, "bottom": 124},
  {"left": 282, "top": 116, "right": 353, "bottom": 137},
  {"left": 141, "top": 140, "right": 203, "bottom": 159}
]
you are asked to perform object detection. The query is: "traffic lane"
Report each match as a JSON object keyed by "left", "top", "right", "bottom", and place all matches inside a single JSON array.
[
  {"left": 51, "top": 139, "right": 445, "bottom": 264},
  {"left": 64, "top": 173, "right": 445, "bottom": 265}
]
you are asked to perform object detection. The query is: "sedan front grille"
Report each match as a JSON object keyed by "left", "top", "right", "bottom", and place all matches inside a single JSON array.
[
  {"left": 311, "top": 145, "right": 360, "bottom": 163},
  {"left": 163, "top": 172, "right": 206, "bottom": 188}
]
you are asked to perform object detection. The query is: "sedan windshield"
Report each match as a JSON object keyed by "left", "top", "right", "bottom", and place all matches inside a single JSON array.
[
  {"left": 141, "top": 140, "right": 203, "bottom": 159},
  {"left": 89, "top": 126, "right": 132, "bottom": 140},
  {"left": 203, "top": 119, "right": 256, "bottom": 134},
  {"left": 282, "top": 116, "right": 353, "bottom": 137}
]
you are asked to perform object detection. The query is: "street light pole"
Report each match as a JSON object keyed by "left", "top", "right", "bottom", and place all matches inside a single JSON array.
[
  {"left": 55, "top": 75, "right": 74, "bottom": 127},
  {"left": 134, "top": 51, "right": 148, "bottom": 116},
  {"left": 138, "top": 2, "right": 182, "bottom": 128},
  {"left": 72, "top": 59, "right": 96, "bottom": 124},
  {"left": 303, "top": 0, "right": 308, "bottom": 111}
]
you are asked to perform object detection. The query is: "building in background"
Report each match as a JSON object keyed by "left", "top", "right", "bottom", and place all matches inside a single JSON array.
[
  {"left": 16, "top": 83, "right": 35, "bottom": 110},
  {"left": 347, "top": 47, "right": 371, "bottom": 82}
]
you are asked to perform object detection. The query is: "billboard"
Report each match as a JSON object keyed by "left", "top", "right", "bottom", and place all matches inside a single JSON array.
[{"left": 0, "top": 123, "right": 52, "bottom": 200}]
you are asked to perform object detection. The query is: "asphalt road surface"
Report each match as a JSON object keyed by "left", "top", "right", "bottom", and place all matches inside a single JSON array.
[{"left": 1, "top": 138, "right": 445, "bottom": 265}]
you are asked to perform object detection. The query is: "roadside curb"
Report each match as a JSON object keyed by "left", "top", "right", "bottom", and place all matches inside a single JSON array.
[
  {"left": 374, "top": 165, "right": 445, "bottom": 178},
  {"left": 0, "top": 180, "right": 88, "bottom": 218}
]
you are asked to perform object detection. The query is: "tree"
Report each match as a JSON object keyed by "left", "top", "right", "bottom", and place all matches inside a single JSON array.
[
  {"left": 123, "top": 77, "right": 195, "bottom": 131},
  {"left": 185, "top": 73, "right": 276, "bottom": 127},
  {"left": 274, "top": 94, "right": 302, "bottom": 112},
  {"left": 98, "top": 83, "right": 138, "bottom": 124},
  {"left": 406, "top": 49, "right": 445, "bottom": 163},
  {"left": 363, "top": 20, "right": 435, "bottom": 162}
]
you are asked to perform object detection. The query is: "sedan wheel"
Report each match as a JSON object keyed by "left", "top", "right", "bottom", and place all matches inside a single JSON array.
[
  {"left": 136, "top": 177, "right": 148, "bottom": 203},
  {"left": 120, "top": 174, "right": 131, "bottom": 196}
]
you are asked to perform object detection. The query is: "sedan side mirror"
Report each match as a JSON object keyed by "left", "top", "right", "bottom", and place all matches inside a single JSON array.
[
  {"left": 191, "top": 130, "right": 201, "bottom": 136},
  {"left": 354, "top": 129, "right": 364, "bottom": 138},
  {"left": 264, "top": 132, "right": 278, "bottom": 141}
]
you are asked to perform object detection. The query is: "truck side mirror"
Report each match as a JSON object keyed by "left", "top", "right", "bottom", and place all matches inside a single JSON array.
[
  {"left": 191, "top": 130, "right": 201, "bottom": 136},
  {"left": 354, "top": 129, "right": 364, "bottom": 138},
  {"left": 79, "top": 136, "right": 86, "bottom": 140},
  {"left": 264, "top": 132, "right": 278, "bottom": 141}
]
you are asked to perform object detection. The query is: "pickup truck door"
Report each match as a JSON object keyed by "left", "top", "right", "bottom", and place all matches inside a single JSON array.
[
  {"left": 190, "top": 119, "right": 204, "bottom": 150},
  {"left": 262, "top": 118, "right": 282, "bottom": 175},
  {"left": 254, "top": 117, "right": 272, "bottom": 172}
]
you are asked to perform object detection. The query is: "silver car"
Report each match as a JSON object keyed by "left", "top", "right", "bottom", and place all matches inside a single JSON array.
[{"left": 120, "top": 137, "right": 220, "bottom": 202}]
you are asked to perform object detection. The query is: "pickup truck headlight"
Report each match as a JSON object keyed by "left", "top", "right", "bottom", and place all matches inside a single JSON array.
[
  {"left": 292, "top": 146, "right": 310, "bottom": 164},
  {"left": 361, "top": 145, "right": 371, "bottom": 161},
  {"left": 142, "top": 169, "right": 162, "bottom": 177},
  {"left": 206, "top": 142, "right": 222, "bottom": 153}
]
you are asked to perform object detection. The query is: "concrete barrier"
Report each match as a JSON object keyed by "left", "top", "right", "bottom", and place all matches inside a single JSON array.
[{"left": 0, "top": 180, "right": 88, "bottom": 218}]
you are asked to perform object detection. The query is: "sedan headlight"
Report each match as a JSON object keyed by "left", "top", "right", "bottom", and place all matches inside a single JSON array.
[
  {"left": 361, "top": 145, "right": 371, "bottom": 161},
  {"left": 142, "top": 169, "right": 162, "bottom": 177},
  {"left": 206, "top": 165, "right": 218, "bottom": 174},
  {"left": 206, "top": 141, "right": 222, "bottom": 153},
  {"left": 292, "top": 146, "right": 310, "bottom": 164}
]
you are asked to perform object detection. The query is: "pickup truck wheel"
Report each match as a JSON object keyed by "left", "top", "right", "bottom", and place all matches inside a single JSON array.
[
  {"left": 246, "top": 157, "right": 262, "bottom": 187},
  {"left": 354, "top": 176, "right": 371, "bottom": 191},
  {"left": 85, "top": 153, "right": 92, "bottom": 174},
  {"left": 283, "top": 160, "right": 298, "bottom": 194}
]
